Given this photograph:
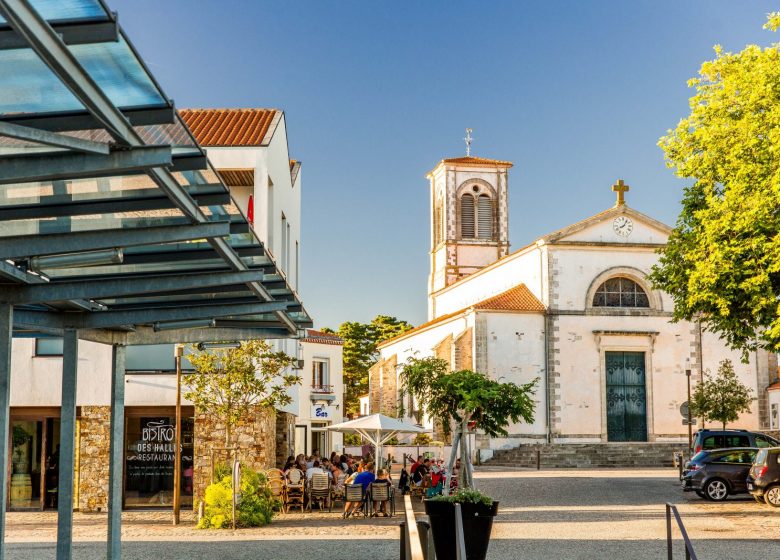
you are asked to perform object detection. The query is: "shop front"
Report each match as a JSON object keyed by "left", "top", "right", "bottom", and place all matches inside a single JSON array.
[
  {"left": 6, "top": 407, "right": 64, "bottom": 511},
  {"left": 124, "top": 407, "right": 194, "bottom": 509}
]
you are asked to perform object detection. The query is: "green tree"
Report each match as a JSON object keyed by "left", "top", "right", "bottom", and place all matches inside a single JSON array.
[
  {"left": 690, "top": 359, "right": 754, "bottom": 430},
  {"left": 399, "top": 356, "right": 537, "bottom": 490},
  {"left": 332, "top": 315, "right": 413, "bottom": 415},
  {"left": 184, "top": 340, "right": 300, "bottom": 448},
  {"left": 649, "top": 14, "right": 780, "bottom": 353}
]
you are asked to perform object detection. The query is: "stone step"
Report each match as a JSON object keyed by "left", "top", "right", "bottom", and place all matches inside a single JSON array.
[{"left": 485, "top": 442, "right": 684, "bottom": 468}]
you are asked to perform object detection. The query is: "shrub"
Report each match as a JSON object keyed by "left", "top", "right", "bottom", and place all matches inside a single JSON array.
[
  {"left": 198, "top": 468, "right": 280, "bottom": 529},
  {"left": 344, "top": 433, "right": 362, "bottom": 445},
  {"left": 412, "top": 433, "right": 432, "bottom": 445},
  {"left": 429, "top": 488, "right": 493, "bottom": 507}
]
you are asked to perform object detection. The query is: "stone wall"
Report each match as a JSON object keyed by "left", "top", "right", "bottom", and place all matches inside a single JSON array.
[
  {"left": 192, "top": 405, "right": 276, "bottom": 508},
  {"left": 275, "top": 411, "right": 296, "bottom": 468},
  {"left": 454, "top": 328, "right": 473, "bottom": 370},
  {"left": 380, "top": 355, "right": 398, "bottom": 415},
  {"left": 78, "top": 406, "right": 110, "bottom": 512},
  {"left": 368, "top": 360, "right": 382, "bottom": 414}
]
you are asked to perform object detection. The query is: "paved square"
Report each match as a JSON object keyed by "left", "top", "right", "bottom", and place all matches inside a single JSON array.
[{"left": 5, "top": 468, "right": 779, "bottom": 559}]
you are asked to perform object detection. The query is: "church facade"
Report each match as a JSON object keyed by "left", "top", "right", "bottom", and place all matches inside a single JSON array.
[{"left": 370, "top": 155, "right": 778, "bottom": 452}]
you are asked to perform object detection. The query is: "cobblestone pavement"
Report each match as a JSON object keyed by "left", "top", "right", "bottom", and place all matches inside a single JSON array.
[{"left": 5, "top": 468, "right": 780, "bottom": 559}]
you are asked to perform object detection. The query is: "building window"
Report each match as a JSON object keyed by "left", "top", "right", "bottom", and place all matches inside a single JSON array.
[
  {"left": 477, "top": 194, "right": 493, "bottom": 238},
  {"left": 35, "top": 338, "right": 63, "bottom": 356},
  {"left": 460, "top": 194, "right": 475, "bottom": 238},
  {"left": 312, "top": 359, "right": 330, "bottom": 392},
  {"left": 433, "top": 200, "right": 443, "bottom": 246},
  {"left": 592, "top": 277, "right": 650, "bottom": 308}
]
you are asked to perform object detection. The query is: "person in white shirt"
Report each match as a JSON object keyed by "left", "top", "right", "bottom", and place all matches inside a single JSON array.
[{"left": 306, "top": 460, "right": 326, "bottom": 481}]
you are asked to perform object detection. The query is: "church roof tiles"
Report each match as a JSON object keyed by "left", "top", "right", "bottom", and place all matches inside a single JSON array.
[
  {"left": 179, "top": 108, "right": 281, "bottom": 146},
  {"left": 300, "top": 329, "right": 344, "bottom": 345},
  {"left": 378, "top": 283, "right": 543, "bottom": 348},
  {"left": 473, "top": 284, "right": 546, "bottom": 312}
]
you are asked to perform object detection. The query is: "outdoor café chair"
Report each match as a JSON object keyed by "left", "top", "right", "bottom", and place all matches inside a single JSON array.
[
  {"left": 368, "top": 482, "right": 394, "bottom": 517},
  {"left": 331, "top": 472, "right": 347, "bottom": 509},
  {"left": 284, "top": 467, "right": 305, "bottom": 513},
  {"left": 344, "top": 483, "right": 368, "bottom": 518},
  {"left": 307, "top": 472, "right": 332, "bottom": 512},
  {"left": 267, "top": 476, "right": 286, "bottom": 508}
]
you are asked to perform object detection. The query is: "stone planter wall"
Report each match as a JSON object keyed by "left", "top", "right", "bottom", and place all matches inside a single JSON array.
[
  {"left": 192, "top": 406, "right": 277, "bottom": 508},
  {"left": 78, "top": 406, "right": 111, "bottom": 512}
]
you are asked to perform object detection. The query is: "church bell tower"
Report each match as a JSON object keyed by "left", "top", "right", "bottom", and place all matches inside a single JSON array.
[{"left": 427, "top": 130, "right": 512, "bottom": 318}]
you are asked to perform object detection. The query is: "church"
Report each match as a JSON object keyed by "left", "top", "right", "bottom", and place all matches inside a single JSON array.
[{"left": 369, "top": 149, "right": 779, "bottom": 454}]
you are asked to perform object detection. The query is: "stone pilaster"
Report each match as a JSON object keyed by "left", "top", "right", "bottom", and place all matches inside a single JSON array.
[
  {"left": 78, "top": 406, "right": 111, "bottom": 512},
  {"left": 275, "top": 411, "right": 296, "bottom": 468}
]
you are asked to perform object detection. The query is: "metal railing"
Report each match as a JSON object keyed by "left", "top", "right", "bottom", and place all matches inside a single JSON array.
[
  {"left": 666, "top": 503, "right": 697, "bottom": 560},
  {"left": 310, "top": 383, "right": 334, "bottom": 393}
]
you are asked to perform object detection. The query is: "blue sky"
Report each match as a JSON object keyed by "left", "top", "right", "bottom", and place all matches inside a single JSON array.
[{"left": 111, "top": 0, "right": 775, "bottom": 329}]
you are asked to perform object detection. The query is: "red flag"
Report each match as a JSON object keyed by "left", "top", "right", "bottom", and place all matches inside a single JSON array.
[{"left": 247, "top": 194, "right": 254, "bottom": 225}]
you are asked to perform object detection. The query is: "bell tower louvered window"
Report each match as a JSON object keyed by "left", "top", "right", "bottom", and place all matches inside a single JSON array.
[
  {"left": 477, "top": 194, "right": 493, "bottom": 238},
  {"left": 460, "top": 194, "right": 475, "bottom": 238}
]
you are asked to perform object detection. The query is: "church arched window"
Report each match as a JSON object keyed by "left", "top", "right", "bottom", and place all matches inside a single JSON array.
[
  {"left": 460, "top": 194, "right": 475, "bottom": 238},
  {"left": 592, "top": 277, "right": 650, "bottom": 308},
  {"left": 477, "top": 194, "right": 493, "bottom": 238}
]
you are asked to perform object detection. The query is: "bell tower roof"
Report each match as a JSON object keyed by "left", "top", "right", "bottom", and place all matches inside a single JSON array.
[{"left": 427, "top": 156, "right": 513, "bottom": 177}]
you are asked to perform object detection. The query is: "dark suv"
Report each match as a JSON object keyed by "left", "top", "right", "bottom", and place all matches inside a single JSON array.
[
  {"left": 691, "top": 429, "right": 779, "bottom": 455},
  {"left": 747, "top": 447, "right": 780, "bottom": 506},
  {"left": 682, "top": 447, "right": 759, "bottom": 500}
]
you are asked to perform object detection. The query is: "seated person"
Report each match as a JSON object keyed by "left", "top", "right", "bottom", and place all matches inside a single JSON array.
[
  {"left": 343, "top": 462, "right": 375, "bottom": 518},
  {"left": 412, "top": 458, "right": 430, "bottom": 486},
  {"left": 371, "top": 468, "right": 393, "bottom": 517},
  {"left": 306, "top": 460, "right": 327, "bottom": 481}
]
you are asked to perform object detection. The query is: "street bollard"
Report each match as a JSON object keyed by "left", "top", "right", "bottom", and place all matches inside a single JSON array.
[{"left": 536, "top": 448, "right": 541, "bottom": 470}]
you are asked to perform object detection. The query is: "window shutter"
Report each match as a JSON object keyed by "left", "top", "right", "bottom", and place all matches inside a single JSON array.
[
  {"left": 460, "top": 194, "right": 475, "bottom": 238},
  {"left": 477, "top": 194, "right": 492, "bottom": 238}
]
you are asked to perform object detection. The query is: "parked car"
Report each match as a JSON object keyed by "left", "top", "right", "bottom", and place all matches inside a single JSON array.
[
  {"left": 682, "top": 447, "right": 758, "bottom": 501},
  {"left": 691, "top": 429, "right": 780, "bottom": 455},
  {"left": 747, "top": 447, "right": 780, "bottom": 507}
]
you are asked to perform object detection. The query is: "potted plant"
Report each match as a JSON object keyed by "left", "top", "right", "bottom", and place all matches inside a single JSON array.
[{"left": 399, "top": 356, "right": 537, "bottom": 560}]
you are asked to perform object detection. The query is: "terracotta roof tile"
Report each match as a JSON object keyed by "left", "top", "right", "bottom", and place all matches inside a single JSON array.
[
  {"left": 301, "top": 329, "right": 344, "bottom": 345},
  {"left": 768, "top": 380, "right": 780, "bottom": 391},
  {"left": 179, "top": 108, "right": 279, "bottom": 146},
  {"left": 378, "top": 283, "right": 544, "bottom": 348},
  {"left": 473, "top": 284, "right": 545, "bottom": 312},
  {"left": 217, "top": 168, "right": 254, "bottom": 186},
  {"left": 439, "top": 156, "right": 513, "bottom": 168}
]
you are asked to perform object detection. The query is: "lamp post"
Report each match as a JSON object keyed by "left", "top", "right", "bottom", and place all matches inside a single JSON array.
[
  {"left": 173, "top": 344, "right": 183, "bottom": 525},
  {"left": 686, "top": 369, "right": 692, "bottom": 455}
]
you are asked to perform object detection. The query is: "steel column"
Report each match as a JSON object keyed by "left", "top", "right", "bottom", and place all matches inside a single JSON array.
[
  {"left": 107, "top": 344, "right": 126, "bottom": 559},
  {"left": 0, "top": 304, "right": 13, "bottom": 560},
  {"left": 56, "top": 329, "right": 79, "bottom": 560}
]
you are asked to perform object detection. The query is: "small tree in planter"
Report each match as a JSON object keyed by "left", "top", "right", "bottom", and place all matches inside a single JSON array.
[{"left": 399, "top": 356, "right": 537, "bottom": 560}]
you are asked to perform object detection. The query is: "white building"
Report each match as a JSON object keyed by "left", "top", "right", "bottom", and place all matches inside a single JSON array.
[
  {"left": 285, "top": 330, "right": 345, "bottom": 458},
  {"left": 372, "top": 154, "right": 778, "bottom": 452},
  {"left": 5, "top": 109, "right": 318, "bottom": 512}
]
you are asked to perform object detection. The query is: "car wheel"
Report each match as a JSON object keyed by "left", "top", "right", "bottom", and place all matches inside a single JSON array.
[
  {"left": 764, "top": 485, "right": 780, "bottom": 507},
  {"left": 704, "top": 478, "right": 729, "bottom": 501}
]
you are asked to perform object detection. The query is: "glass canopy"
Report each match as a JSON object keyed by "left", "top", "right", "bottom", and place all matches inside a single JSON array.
[{"left": 0, "top": 0, "right": 311, "bottom": 343}]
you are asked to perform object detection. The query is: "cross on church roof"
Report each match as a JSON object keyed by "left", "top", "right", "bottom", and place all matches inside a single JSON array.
[
  {"left": 612, "top": 179, "right": 629, "bottom": 206},
  {"left": 464, "top": 128, "right": 473, "bottom": 156}
]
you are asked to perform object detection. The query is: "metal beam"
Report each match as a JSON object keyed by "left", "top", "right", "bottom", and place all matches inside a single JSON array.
[
  {"left": 0, "top": 145, "right": 171, "bottom": 185},
  {"left": 79, "top": 326, "right": 291, "bottom": 345},
  {"left": 0, "top": 187, "right": 230, "bottom": 221},
  {"left": 79, "top": 300, "right": 294, "bottom": 329},
  {"left": 7, "top": 269, "right": 267, "bottom": 304},
  {"left": 0, "top": 16, "right": 118, "bottom": 50},
  {"left": 12, "top": 309, "right": 64, "bottom": 330},
  {"left": 107, "top": 343, "right": 125, "bottom": 560},
  {"left": 57, "top": 329, "right": 78, "bottom": 560},
  {"left": 0, "top": 120, "right": 109, "bottom": 154},
  {"left": 0, "top": 221, "right": 231, "bottom": 260},
  {"left": 0, "top": 305, "right": 12, "bottom": 560},
  {"left": 0, "top": 105, "right": 175, "bottom": 133}
]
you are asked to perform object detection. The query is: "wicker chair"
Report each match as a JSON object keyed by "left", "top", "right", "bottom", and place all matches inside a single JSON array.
[
  {"left": 307, "top": 473, "right": 332, "bottom": 512},
  {"left": 331, "top": 472, "right": 347, "bottom": 509},
  {"left": 368, "top": 481, "right": 394, "bottom": 517},
  {"left": 284, "top": 467, "right": 305, "bottom": 513},
  {"left": 344, "top": 483, "right": 367, "bottom": 518}
]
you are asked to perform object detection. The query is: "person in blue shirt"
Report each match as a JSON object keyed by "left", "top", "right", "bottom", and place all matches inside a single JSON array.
[{"left": 343, "top": 462, "right": 375, "bottom": 518}]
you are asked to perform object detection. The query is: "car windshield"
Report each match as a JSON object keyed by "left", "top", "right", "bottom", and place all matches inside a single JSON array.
[{"left": 754, "top": 449, "right": 768, "bottom": 466}]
